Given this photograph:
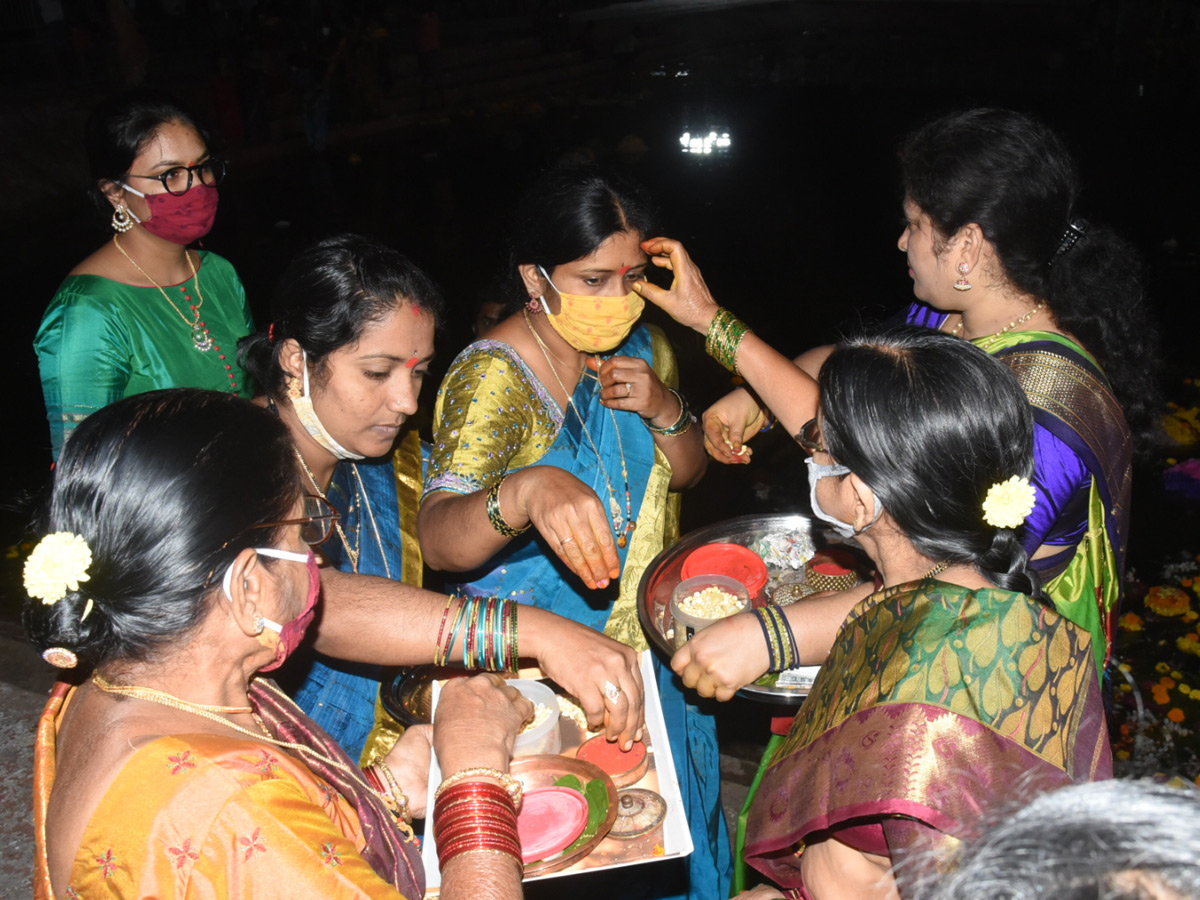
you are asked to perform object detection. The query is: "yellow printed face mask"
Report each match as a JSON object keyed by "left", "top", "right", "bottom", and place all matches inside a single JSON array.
[{"left": 538, "top": 266, "right": 645, "bottom": 353}]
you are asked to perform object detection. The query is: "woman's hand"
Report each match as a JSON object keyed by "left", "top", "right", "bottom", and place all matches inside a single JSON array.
[
  {"left": 732, "top": 886, "right": 786, "bottom": 900},
  {"left": 433, "top": 673, "right": 533, "bottom": 777},
  {"left": 381, "top": 724, "right": 433, "bottom": 819},
  {"left": 508, "top": 466, "right": 622, "bottom": 590},
  {"left": 703, "top": 388, "right": 770, "bottom": 464},
  {"left": 671, "top": 611, "right": 769, "bottom": 701},
  {"left": 590, "top": 355, "right": 678, "bottom": 426},
  {"left": 634, "top": 237, "right": 722, "bottom": 335},
  {"left": 528, "top": 612, "right": 645, "bottom": 749}
]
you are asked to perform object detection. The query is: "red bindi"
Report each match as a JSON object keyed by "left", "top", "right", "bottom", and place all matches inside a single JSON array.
[
  {"left": 405, "top": 356, "right": 420, "bottom": 369},
  {"left": 618, "top": 264, "right": 632, "bottom": 277}
]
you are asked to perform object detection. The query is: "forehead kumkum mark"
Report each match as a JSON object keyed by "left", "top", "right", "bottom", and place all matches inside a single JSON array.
[
  {"left": 618, "top": 264, "right": 632, "bottom": 277},
  {"left": 405, "top": 356, "right": 420, "bottom": 369}
]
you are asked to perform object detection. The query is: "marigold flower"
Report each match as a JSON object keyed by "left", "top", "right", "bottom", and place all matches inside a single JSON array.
[
  {"left": 23, "top": 532, "right": 92, "bottom": 605},
  {"left": 1118, "top": 613, "right": 1144, "bottom": 632},
  {"left": 1146, "top": 586, "right": 1192, "bottom": 618},
  {"left": 981, "top": 476, "right": 1036, "bottom": 529}
]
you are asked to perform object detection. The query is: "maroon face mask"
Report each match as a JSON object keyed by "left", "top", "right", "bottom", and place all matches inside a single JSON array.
[{"left": 121, "top": 182, "right": 219, "bottom": 245}]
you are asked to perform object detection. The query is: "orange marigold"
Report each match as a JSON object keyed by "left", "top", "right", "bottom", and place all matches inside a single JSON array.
[
  {"left": 1119, "top": 613, "right": 1144, "bottom": 632},
  {"left": 1167, "top": 708, "right": 1186, "bottom": 723},
  {"left": 1146, "top": 586, "right": 1192, "bottom": 617}
]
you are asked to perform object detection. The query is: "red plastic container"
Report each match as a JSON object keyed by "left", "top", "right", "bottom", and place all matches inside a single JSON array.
[{"left": 681, "top": 543, "right": 770, "bottom": 598}]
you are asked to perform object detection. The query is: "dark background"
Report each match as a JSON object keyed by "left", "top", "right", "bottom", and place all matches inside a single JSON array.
[{"left": 2, "top": 0, "right": 1197, "bottom": 605}]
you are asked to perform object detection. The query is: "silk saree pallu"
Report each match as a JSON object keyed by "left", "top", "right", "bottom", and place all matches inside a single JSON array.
[{"left": 745, "top": 580, "right": 1112, "bottom": 894}]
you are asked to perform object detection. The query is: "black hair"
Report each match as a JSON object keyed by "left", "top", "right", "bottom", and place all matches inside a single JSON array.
[
  {"left": 899, "top": 108, "right": 1160, "bottom": 437},
  {"left": 85, "top": 88, "right": 212, "bottom": 208},
  {"left": 820, "top": 326, "right": 1038, "bottom": 595},
  {"left": 503, "top": 164, "right": 660, "bottom": 310},
  {"left": 911, "top": 779, "right": 1200, "bottom": 900},
  {"left": 23, "top": 390, "right": 300, "bottom": 668},
  {"left": 239, "top": 234, "right": 446, "bottom": 399}
]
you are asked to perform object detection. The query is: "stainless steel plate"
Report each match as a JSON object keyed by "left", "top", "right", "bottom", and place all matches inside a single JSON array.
[{"left": 637, "top": 513, "right": 873, "bottom": 704}]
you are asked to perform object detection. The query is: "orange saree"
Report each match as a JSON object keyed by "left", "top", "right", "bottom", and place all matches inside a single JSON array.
[{"left": 34, "top": 681, "right": 422, "bottom": 900}]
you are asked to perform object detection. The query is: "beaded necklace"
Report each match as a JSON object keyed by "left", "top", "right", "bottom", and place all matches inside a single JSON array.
[
  {"left": 266, "top": 397, "right": 391, "bottom": 578},
  {"left": 113, "top": 235, "right": 213, "bottom": 352},
  {"left": 525, "top": 311, "right": 636, "bottom": 548},
  {"left": 949, "top": 301, "right": 1046, "bottom": 349}
]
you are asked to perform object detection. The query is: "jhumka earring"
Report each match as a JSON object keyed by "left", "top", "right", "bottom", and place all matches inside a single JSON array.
[
  {"left": 953, "top": 262, "right": 972, "bottom": 292},
  {"left": 287, "top": 374, "right": 303, "bottom": 400},
  {"left": 111, "top": 205, "right": 135, "bottom": 234},
  {"left": 526, "top": 293, "right": 544, "bottom": 313}
]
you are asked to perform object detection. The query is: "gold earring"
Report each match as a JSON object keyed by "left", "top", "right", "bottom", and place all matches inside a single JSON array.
[
  {"left": 111, "top": 205, "right": 134, "bottom": 234},
  {"left": 287, "top": 374, "right": 302, "bottom": 400}
]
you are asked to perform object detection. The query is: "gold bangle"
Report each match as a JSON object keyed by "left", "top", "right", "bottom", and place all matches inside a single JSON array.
[
  {"left": 485, "top": 476, "right": 529, "bottom": 538},
  {"left": 435, "top": 767, "right": 524, "bottom": 809}
]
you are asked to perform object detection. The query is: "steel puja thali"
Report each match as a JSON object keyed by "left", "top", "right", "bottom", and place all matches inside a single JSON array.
[{"left": 637, "top": 513, "right": 874, "bottom": 704}]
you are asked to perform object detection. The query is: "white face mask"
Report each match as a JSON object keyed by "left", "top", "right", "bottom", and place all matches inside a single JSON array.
[
  {"left": 805, "top": 457, "right": 882, "bottom": 539},
  {"left": 291, "top": 350, "right": 364, "bottom": 460}
]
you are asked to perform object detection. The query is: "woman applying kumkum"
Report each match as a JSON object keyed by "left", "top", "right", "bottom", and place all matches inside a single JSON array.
[
  {"left": 35, "top": 89, "right": 253, "bottom": 459},
  {"left": 417, "top": 166, "right": 727, "bottom": 899},
  {"left": 648, "top": 109, "right": 1155, "bottom": 674}
]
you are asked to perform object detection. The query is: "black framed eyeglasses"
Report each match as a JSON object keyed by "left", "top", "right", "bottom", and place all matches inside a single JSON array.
[
  {"left": 795, "top": 417, "right": 827, "bottom": 455},
  {"left": 251, "top": 494, "right": 340, "bottom": 547},
  {"left": 125, "top": 157, "right": 226, "bottom": 197}
]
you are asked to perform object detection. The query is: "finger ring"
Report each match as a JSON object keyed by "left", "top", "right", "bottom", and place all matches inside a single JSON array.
[
  {"left": 561, "top": 536, "right": 575, "bottom": 544},
  {"left": 604, "top": 680, "right": 622, "bottom": 703},
  {"left": 625, "top": 382, "right": 633, "bottom": 397}
]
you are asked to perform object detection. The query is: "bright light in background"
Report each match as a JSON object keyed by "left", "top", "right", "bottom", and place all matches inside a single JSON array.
[{"left": 679, "top": 130, "right": 732, "bottom": 155}]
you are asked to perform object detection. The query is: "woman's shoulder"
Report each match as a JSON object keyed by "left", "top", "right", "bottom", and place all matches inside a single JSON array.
[{"left": 440, "top": 338, "right": 545, "bottom": 396}]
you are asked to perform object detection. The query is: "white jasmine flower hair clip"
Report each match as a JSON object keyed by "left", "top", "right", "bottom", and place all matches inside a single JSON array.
[
  {"left": 24, "top": 532, "right": 93, "bottom": 605},
  {"left": 982, "top": 476, "right": 1036, "bottom": 529}
]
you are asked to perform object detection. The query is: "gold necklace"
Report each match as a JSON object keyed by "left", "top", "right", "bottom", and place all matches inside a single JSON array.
[
  {"left": 91, "top": 674, "right": 403, "bottom": 828},
  {"left": 293, "top": 448, "right": 361, "bottom": 572},
  {"left": 923, "top": 560, "right": 950, "bottom": 579},
  {"left": 525, "top": 311, "right": 636, "bottom": 548},
  {"left": 93, "top": 671, "right": 252, "bottom": 714},
  {"left": 951, "top": 302, "right": 1046, "bottom": 348},
  {"left": 113, "top": 235, "right": 214, "bottom": 351}
]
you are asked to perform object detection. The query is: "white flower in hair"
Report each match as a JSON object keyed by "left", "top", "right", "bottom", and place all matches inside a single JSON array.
[
  {"left": 982, "top": 476, "right": 1037, "bottom": 529},
  {"left": 24, "top": 532, "right": 93, "bottom": 604}
]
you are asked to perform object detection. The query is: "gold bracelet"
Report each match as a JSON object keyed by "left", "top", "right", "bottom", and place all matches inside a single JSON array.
[
  {"left": 376, "top": 761, "right": 412, "bottom": 824},
  {"left": 435, "top": 766, "right": 524, "bottom": 808}
]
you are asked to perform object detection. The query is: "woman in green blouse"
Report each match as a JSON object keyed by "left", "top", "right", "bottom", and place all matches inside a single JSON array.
[{"left": 35, "top": 89, "right": 253, "bottom": 458}]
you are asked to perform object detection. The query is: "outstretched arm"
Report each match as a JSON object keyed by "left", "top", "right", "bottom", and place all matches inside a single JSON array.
[{"left": 634, "top": 237, "right": 821, "bottom": 441}]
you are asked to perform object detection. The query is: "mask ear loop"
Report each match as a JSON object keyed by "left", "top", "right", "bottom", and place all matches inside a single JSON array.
[
  {"left": 536, "top": 265, "right": 558, "bottom": 314},
  {"left": 220, "top": 547, "right": 309, "bottom": 628}
]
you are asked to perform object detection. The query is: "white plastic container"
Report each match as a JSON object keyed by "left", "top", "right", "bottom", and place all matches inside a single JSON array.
[
  {"left": 508, "top": 678, "right": 562, "bottom": 757},
  {"left": 670, "top": 574, "right": 751, "bottom": 638}
]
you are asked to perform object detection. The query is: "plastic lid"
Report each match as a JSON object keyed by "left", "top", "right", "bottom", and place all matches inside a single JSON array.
[
  {"left": 681, "top": 543, "right": 769, "bottom": 595},
  {"left": 516, "top": 787, "right": 589, "bottom": 863}
]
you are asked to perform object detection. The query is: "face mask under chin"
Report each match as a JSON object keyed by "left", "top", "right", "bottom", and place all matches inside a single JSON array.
[{"left": 291, "top": 350, "right": 364, "bottom": 460}]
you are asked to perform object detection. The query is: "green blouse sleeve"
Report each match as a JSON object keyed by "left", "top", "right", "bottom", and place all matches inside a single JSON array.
[
  {"left": 34, "top": 283, "right": 133, "bottom": 459},
  {"left": 423, "top": 342, "right": 561, "bottom": 499}
]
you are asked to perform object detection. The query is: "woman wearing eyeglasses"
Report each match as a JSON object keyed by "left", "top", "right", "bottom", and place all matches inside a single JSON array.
[
  {"left": 28, "top": 389, "right": 533, "bottom": 900},
  {"left": 34, "top": 88, "right": 252, "bottom": 459}
]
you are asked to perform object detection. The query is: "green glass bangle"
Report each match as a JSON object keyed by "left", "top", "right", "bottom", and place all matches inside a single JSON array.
[
  {"left": 705, "top": 307, "right": 752, "bottom": 374},
  {"left": 485, "top": 476, "right": 529, "bottom": 538}
]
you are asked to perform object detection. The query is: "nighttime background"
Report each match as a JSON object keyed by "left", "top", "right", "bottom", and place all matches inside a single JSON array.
[{"left": 2, "top": 0, "right": 1200, "bottom": 892}]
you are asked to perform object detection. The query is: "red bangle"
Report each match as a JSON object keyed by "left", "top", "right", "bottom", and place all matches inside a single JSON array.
[{"left": 435, "top": 780, "right": 515, "bottom": 808}]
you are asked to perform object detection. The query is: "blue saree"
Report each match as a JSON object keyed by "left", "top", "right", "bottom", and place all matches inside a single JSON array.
[{"left": 425, "top": 324, "right": 731, "bottom": 900}]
